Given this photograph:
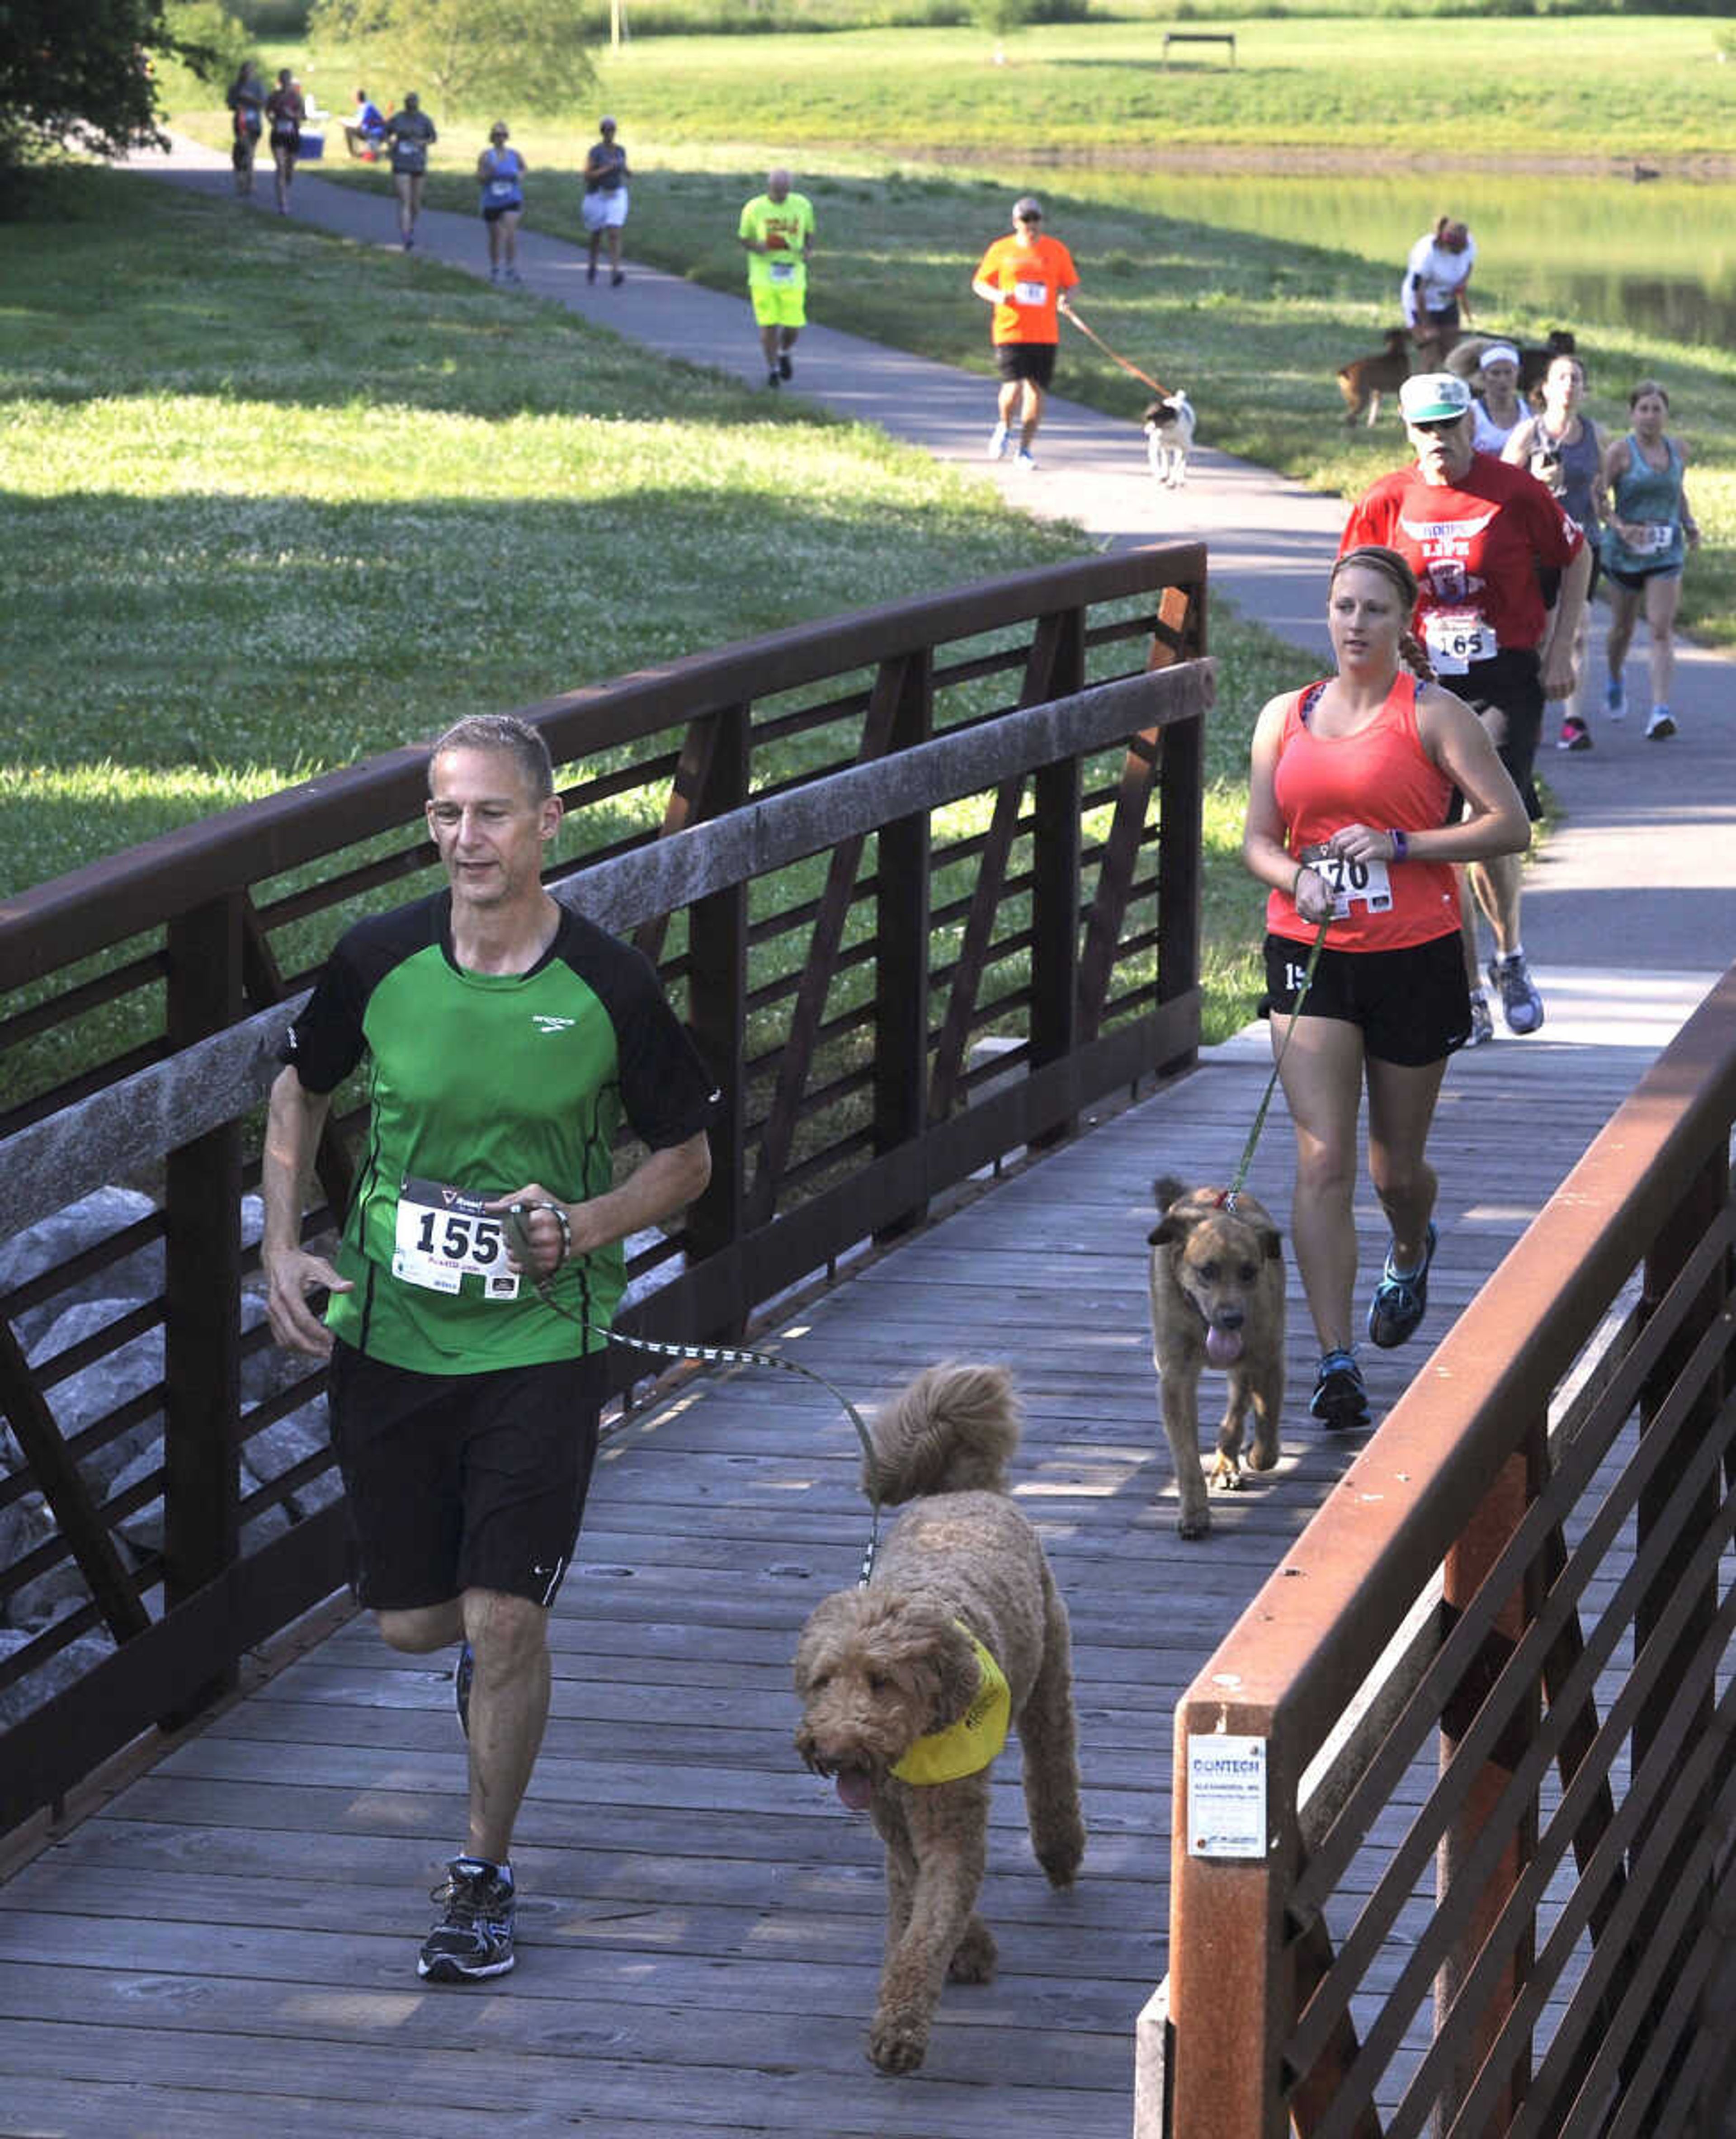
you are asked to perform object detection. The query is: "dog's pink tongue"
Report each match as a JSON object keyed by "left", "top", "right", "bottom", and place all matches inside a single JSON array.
[
  {"left": 1206, "top": 1326, "right": 1244, "bottom": 1368},
  {"left": 835, "top": 1769, "right": 874, "bottom": 1813}
]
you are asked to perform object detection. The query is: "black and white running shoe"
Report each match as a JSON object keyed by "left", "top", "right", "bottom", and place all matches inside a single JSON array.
[{"left": 418, "top": 1857, "right": 516, "bottom": 1982}]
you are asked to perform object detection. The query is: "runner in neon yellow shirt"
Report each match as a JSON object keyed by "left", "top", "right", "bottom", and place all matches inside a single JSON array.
[{"left": 739, "top": 167, "right": 816, "bottom": 391}]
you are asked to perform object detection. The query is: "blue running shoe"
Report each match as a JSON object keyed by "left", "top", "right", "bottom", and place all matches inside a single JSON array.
[
  {"left": 1368, "top": 1222, "right": 1437, "bottom": 1350},
  {"left": 1310, "top": 1349, "right": 1369, "bottom": 1431}
]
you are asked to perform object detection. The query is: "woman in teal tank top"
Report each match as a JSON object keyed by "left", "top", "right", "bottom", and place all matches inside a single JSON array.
[{"left": 1600, "top": 380, "right": 1701, "bottom": 739}]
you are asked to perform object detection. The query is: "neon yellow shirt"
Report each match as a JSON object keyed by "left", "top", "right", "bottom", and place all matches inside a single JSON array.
[{"left": 740, "top": 191, "right": 814, "bottom": 292}]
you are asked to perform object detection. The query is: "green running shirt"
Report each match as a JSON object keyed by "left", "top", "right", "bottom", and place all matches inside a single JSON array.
[{"left": 280, "top": 892, "right": 717, "bottom": 1375}]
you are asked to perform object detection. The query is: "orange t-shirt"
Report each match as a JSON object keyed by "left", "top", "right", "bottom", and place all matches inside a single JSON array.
[{"left": 974, "top": 232, "right": 1079, "bottom": 345}]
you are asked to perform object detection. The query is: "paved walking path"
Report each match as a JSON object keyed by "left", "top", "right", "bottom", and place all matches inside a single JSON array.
[{"left": 130, "top": 134, "right": 1736, "bottom": 1008}]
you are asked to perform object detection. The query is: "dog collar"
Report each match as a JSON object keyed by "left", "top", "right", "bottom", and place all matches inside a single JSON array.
[{"left": 890, "top": 1628, "right": 1011, "bottom": 1786}]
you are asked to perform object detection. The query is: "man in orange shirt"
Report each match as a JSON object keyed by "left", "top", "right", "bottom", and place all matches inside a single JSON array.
[{"left": 971, "top": 196, "right": 1080, "bottom": 471}]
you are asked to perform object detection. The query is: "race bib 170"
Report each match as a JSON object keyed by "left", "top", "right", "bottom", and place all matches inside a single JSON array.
[{"left": 1305, "top": 850, "right": 1394, "bottom": 920}]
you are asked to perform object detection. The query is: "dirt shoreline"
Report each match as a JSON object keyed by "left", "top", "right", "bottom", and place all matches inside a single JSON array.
[{"left": 915, "top": 146, "right": 1736, "bottom": 183}]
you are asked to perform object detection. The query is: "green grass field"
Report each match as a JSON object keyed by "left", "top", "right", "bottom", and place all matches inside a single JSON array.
[
  {"left": 221, "top": 18, "right": 1736, "bottom": 161},
  {"left": 0, "top": 170, "right": 1291, "bottom": 1047}
]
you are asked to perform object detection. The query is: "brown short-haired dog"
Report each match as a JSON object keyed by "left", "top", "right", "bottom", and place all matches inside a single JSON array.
[
  {"left": 1148, "top": 1176, "right": 1286, "bottom": 1539},
  {"left": 792, "top": 1362, "right": 1085, "bottom": 2074},
  {"left": 1337, "top": 327, "right": 1413, "bottom": 426}
]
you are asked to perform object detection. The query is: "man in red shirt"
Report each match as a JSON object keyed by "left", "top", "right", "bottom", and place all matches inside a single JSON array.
[
  {"left": 971, "top": 196, "right": 1080, "bottom": 472},
  {"left": 1341, "top": 372, "right": 1590, "bottom": 1041}
]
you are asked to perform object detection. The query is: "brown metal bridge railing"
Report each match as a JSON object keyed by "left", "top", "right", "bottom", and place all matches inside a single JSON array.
[
  {"left": 0, "top": 543, "right": 1210, "bottom": 1838},
  {"left": 1142, "top": 965, "right": 1736, "bottom": 2138}
]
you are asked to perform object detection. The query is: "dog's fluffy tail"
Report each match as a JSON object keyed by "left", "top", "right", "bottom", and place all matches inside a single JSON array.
[{"left": 864, "top": 1361, "right": 1020, "bottom": 1504}]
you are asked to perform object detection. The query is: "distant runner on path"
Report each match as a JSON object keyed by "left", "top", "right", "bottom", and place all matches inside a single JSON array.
[
  {"left": 739, "top": 168, "right": 815, "bottom": 391},
  {"left": 972, "top": 195, "right": 1079, "bottom": 474},
  {"left": 582, "top": 116, "right": 631, "bottom": 287},
  {"left": 384, "top": 92, "right": 438, "bottom": 251}
]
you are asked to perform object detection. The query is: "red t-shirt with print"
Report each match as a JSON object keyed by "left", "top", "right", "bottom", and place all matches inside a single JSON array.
[{"left": 1342, "top": 453, "right": 1583, "bottom": 656}]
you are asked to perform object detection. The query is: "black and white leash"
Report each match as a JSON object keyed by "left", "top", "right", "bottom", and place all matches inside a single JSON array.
[{"left": 503, "top": 1203, "right": 883, "bottom": 1585}]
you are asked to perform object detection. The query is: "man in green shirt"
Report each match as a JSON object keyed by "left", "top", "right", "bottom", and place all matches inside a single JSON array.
[
  {"left": 739, "top": 166, "right": 816, "bottom": 391},
  {"left": 263, "top": 713, "right": 715, "bottom": 1983}
]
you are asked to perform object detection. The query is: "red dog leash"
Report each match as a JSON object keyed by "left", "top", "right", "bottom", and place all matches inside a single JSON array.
[{"left": 1064, "top": 305, "right": 1173, "bottom": 400}]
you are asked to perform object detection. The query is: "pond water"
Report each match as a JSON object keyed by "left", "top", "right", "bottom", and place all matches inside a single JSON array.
[{"left": 1039, "top": 166, "right": 1736, "bottom": 353}]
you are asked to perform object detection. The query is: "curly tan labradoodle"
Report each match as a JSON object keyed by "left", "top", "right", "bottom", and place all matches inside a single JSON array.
[{"left": 793, "top": 1362, "right": 1085, "bottom": 2074}]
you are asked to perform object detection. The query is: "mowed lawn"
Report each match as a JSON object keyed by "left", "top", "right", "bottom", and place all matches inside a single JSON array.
[
  {"left": 211, "top": 17, "right": 1736, "bottom": 161},
  {"left": 0, "top": 171, "right": 1297, "bottom": 1040}
]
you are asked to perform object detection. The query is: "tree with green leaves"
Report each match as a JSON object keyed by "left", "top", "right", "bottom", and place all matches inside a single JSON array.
[
  {"left": 310, "top": 0, "right": 594, "bottom": 118},
  {"left": 0, "top": 0, "right": 224, "bottom": 196},
  {"left": 971, "top": 0, "right": 1028, "bottom": 38}
]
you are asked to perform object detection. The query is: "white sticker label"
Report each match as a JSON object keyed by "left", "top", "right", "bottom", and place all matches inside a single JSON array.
[
  {"left": 1637, "top": 520, "right": 1673, "bottom": 555},
  {"left": 1013, "top": 277, "right": 1048, "bottom": 307},
  {"left": 1424, "top": 608, "right": 1497, "bottom": 674},
  {"left": 1188, "top": 1734, "right": 1268, "bottom": 1858},
  {"left": 392, "top": 1177, "right": 519, "bottom": 1299},
  {"left": 769, "top": 260, "right": 795, "bottom": 283},
  {"left": 1309, "top": 850, "right": 1392, "bottom": 919}
]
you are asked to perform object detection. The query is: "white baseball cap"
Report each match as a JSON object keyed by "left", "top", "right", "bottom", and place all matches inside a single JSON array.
[{"left": 1399, "top": 373, "right": 1473, "bottom": 425}]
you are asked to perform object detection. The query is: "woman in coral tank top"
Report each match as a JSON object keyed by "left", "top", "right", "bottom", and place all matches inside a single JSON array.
[{"left": 1241, "top": 546, "right": 1529, "bottom": 1432}]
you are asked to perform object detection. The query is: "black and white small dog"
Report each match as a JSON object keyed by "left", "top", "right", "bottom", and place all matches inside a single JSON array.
[{"left": 1142, "top": 392, "right": 1195, "bottom": 487}]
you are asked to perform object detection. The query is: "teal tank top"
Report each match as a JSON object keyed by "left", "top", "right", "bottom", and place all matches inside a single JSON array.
[{"left": 1602, "top": 432, "right": 1685, "bottom": 575}]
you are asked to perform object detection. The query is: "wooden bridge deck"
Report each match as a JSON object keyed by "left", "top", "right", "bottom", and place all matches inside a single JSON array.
[{"left": 0, "top": 971, "right": 1713, "bottom": 2139}]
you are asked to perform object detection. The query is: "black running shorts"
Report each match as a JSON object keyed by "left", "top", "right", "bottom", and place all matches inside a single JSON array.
[
  {"left": 1456, "top": 646, "right": 1545, "bottom": 820},
  {"left": 326, "top": 1341, "right": 605, "bottom": 1611},
  {"left": 1604, "top": 559, "right": 1683, "bottom": 593},
  {"left": 1264, "top": 930, "right": 1471, "bottom": 1067},
  {"left": 994, "top": 341, "right": 1057, "bottom": 388}
]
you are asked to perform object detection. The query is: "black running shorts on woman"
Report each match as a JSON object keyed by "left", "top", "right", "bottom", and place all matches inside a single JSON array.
[{"left": 1264, "top": 930, "right": 1472, "bottom": 1066}]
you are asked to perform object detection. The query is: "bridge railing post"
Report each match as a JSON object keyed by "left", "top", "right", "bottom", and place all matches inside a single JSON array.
[
  {"left": 1167, "top": 1688, "right": 1300, "bottom": 2138},
  {"left": 161, "top": 892, "right": 245, "bottom": 1721}
]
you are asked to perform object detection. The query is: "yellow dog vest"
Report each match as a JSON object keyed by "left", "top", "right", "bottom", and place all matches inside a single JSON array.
[{"left": 891, "top": 1628, "right": 1010, "bottom": 1786}]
